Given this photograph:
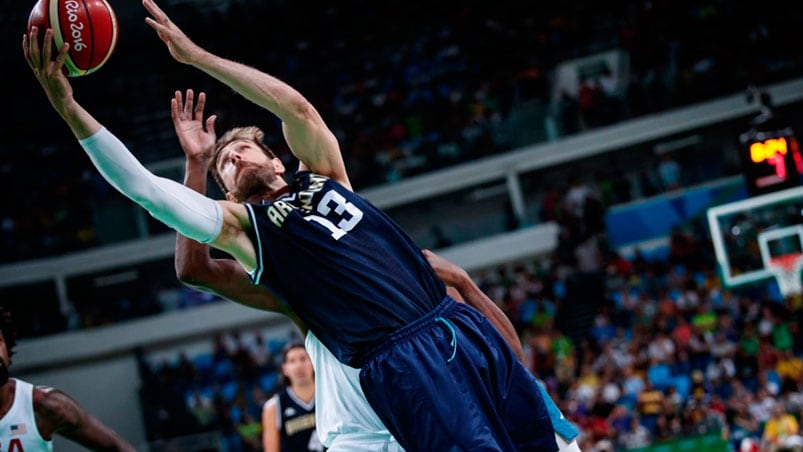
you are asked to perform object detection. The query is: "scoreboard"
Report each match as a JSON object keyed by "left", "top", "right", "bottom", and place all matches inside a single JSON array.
[{"left": 739, "top": 126, "right": 802, "bottom": 197}]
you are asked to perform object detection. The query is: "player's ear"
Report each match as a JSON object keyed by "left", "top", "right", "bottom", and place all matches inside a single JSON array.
[
  {"left": 272, "top": 158, "right": 285, "bottom": 175},
  {"left": 225, "top": 192, "right": 237, "bottom": 202}
]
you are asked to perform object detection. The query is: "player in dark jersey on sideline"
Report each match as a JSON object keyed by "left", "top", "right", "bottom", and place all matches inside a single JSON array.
[
  {"left": 0, "top": 306, "right": 136, "bottom": 452},
  {"left": 263, "top": 343, "right": 322, "bottom": 452},
  {"left": 22, "top": 2, "right": 558, "bottom": 449}
]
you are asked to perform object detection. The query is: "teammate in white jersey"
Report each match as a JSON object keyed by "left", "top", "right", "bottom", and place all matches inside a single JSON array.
[
  {"left": 0, "top": 307, "right": 135, "bottom": 451},
  {"left": 164, "top": 89, "right": 581, "bottom": 451},
  {"left": 305, "top": 331, "right": 400, "bottom": 451}
]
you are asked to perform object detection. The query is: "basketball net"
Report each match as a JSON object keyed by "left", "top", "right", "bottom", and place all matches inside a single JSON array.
[{"left": 769, "top": 253, "right": 803, "bottom": 299}]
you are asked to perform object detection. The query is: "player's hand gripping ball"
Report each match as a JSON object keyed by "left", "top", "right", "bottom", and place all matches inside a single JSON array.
[{"left": 27, "top": 0, "right": 119, "bottom": 77}]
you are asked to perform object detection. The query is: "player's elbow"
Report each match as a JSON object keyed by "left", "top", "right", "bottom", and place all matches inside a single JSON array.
[
  {"left": 175, "top": 266, "right": 209, "bottom": 289},
  {"left": 174, "top": 258, "right": 215, "bottom": 288},
  {"left": 286, "top": 97, "right": 320, "bottom": 125}
]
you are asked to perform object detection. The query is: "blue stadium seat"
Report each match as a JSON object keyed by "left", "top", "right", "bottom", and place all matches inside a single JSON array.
[
  {"left": 193, "top": 352, "right": 214, "bottom": 373},
  {"left": 221, "top": 380, "right": 239, "bottom": 402},
  {"left": 230, "top": 405, "right": 243, "bottom": 424},
  {"left": 214, "top": 359, "right": 235, "bottom": 383},
  {"left": 267, "top": 339, "right": 287, "bottom": 356},
  {"left": 766, "top": 369, "right": 783, "bottom": 393},
  {"left": 647, "top": 364, "right": 672, "bottom": 389},
  {"left": 672, "top": 375, "right": 691, "bottom": 400},
  {"left": 260, "top": 372, "right": 279, "bottom": 394}
]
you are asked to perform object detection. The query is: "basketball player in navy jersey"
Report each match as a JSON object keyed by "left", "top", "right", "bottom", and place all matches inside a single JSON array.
[
  {"left": 23, "top": 3, "right": 558, "bottom": 449},
  {"left": 167, "top": 88, "right": 579, "bottom": 451},
  {"left": 0, "top": 307, "right": 136, "bottom": 452},
  {"left": 262, "top": 343, "right": 322, "bottom": 452}
]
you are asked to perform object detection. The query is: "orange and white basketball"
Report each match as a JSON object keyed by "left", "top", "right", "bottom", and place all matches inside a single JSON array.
[{"left": 27, "top": 0, "right": 119, "bottom": 77}]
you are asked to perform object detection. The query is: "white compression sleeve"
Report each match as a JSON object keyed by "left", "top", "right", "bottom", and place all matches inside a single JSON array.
[{"left": 78, "top": 128, "right": 223, "bottom": 243}]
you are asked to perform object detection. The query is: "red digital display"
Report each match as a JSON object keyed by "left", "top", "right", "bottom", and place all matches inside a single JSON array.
[{"left": 740, "top": 127, "right": 802, "bottom": 196}]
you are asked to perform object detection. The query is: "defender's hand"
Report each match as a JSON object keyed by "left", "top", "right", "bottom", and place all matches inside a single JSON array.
[
  {"left": 143, "top": 0, "right": 204, "bottom": 65},
  {"left": 423, "top": 249, "right": 468, "bottom": 287},
  {"left": 171, "top": 89, "right": 217, "bottom": 166}
]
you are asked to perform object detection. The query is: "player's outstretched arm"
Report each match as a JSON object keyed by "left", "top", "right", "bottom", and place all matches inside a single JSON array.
[
  {"left": 24, "top": 28, "right": 257, "bottom": 275},
  {"left": 170, "top": 89, "right": 305, "bottom": 326},
  {"left": 423, "top": 249, "right": 525, "bottom": 361},
  {"left": 142, "top": 0, "right": 350, "bottom": 189},
  {"left": 34, "top": 387, "right": 136, "bottom": 451}
]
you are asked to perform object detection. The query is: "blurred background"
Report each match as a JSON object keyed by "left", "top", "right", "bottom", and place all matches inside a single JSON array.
[{"left": 2, "top": 0, "right": 803, "bottom": 450}]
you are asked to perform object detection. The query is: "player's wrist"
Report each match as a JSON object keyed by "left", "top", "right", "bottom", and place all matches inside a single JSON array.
[
  {"left": 444, "top": 267, "right": 471, "bottom": 289},
  {"left": 185, "top": 153, "right": 212, "bottom": 168}
]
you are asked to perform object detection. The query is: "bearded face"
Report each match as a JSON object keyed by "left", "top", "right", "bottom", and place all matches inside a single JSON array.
[
  {"left": 230, "top": 162, "right": 280, "bottom": 202},
  {"left": 216, "top": 139, "right": 286, "bottom": 202}
]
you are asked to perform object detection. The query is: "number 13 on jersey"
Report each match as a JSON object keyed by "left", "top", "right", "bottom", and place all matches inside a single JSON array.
[
  {"left": 267, "top": 189, "right": 364, "bottom": 240},
  {"left": 305, "top": 190, "right": 364, "bottom": 239}
]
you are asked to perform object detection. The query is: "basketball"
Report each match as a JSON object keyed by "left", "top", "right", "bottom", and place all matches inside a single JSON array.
[{"left": 27, "top": 0, "right": 119, "bottom": 77}]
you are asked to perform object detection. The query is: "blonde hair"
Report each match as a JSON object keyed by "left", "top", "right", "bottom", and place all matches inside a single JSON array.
[{"left": 210, "top": 126, "right": 276, "bottom": 192}]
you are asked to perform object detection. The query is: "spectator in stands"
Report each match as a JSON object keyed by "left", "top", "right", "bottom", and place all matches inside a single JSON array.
[
  {"left": 656, "top": 152, "right": 682, "bottom": 191},
  {"left": 556, "top": 89, "right": 581, "bottom": 136},
  {"left": 597, "top": 65, "right": 623, "bottom": 125},
  {"left": 577, "top": 75, "right": 602, "bottom": 129},
  {"left": 725, "top": 399, "right": 760, "bottom": 452},
  {"left": 762, "top": 401, "right": 803, "bottom": 452},
  {"left": 248, "top": 331, "right": 277, "bottom": 375},
  {"left": 562, "top": 174, "right": 596, "bottom": 223},
  {"left": 237, "top": 411, "right": 263, "bottom": 452},
  {"left": 668, "top": 225, "right": 697, "bottom": 270},
  {"left": 620, "top": 416, "right": 651, "bottom": 449},
  {"left": 776, "top": 349, "right": 803, "bottom": 394},
  {"left": 636, "top": 379, "right": 665, "bottom": 433},
  {"left": 187, "top": 388, "right": 216, "bottom": 430}
]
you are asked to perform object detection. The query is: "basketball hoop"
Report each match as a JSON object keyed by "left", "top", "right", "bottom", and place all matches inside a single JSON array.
[{"left": 768, "top": 253, "right": 803, "bottom": 298}]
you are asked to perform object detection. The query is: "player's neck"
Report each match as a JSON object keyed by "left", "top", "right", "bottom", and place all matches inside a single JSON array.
[
  {"left": 269, "top": 185, "right": 291, "bottom": 199},
  {"left": 248, "top": 184, "right": 291, "bottom": 203},
  {"left": 291, "top": 381, "right": 314, "bottom": 403}
]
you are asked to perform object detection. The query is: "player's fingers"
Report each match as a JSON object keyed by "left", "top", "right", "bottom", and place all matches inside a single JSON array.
[
  {"left": 195, "top": 92, "right": 206, "bottom": 121},
  {"left": 22, "top": 34, "right": 33, "bottom": 69},
  {"left": 142, "top": 0, "right": 159, "bottom": 18},
  {"left": 143, "top": 17, "right": 166, "bottom": 34},
  {"left": 28, "top": 27, "right": 41, "bottom": 69},
  {"left": 170, "top": 97, "right": 179, "bottom": 123},
  {"left": 174, "top": 90, "right": 183, "bottom": 112},
  {"left": 42, "top": 28, "right": 53, "bottom": 69},
  {"left": 54, "top": 42, "right": 69, "bottom": 71},
  {"left": 184, "top": 89, "right": 194, "bottom": 117},
  {"left": 174, "top": 90, "right": 184, "bottom": 119},
  {"left": 206, "top": 115, "right": 217, "bottom": 135},
  {"left": 143, "top": 0, "right": 169, "bottom": 24}
]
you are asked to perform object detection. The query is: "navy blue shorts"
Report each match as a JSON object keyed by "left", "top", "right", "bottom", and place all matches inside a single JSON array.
[{"left": 358, "top": 297, "right": 558, "bottom": 452}]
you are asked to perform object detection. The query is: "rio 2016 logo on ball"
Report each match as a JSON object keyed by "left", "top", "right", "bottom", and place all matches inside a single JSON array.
[{"left": 27, "top": 0, "right": 119, "bottom": 77}]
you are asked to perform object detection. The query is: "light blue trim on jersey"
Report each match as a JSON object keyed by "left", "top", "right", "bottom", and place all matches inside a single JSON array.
[
  {"left": 536, "top": 379, "right": 579, "bottom": 441},
  {"left": 434, "top": 316, "right": 457, "bottom": 362}
]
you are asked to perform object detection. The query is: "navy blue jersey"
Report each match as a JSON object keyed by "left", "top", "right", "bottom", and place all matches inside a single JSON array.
[
  {"left": 245, "top": 172, "right": 445, "bottom": 366},
  {"left": 274, "top": 387, "right": 321, "bottom": 452}
]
